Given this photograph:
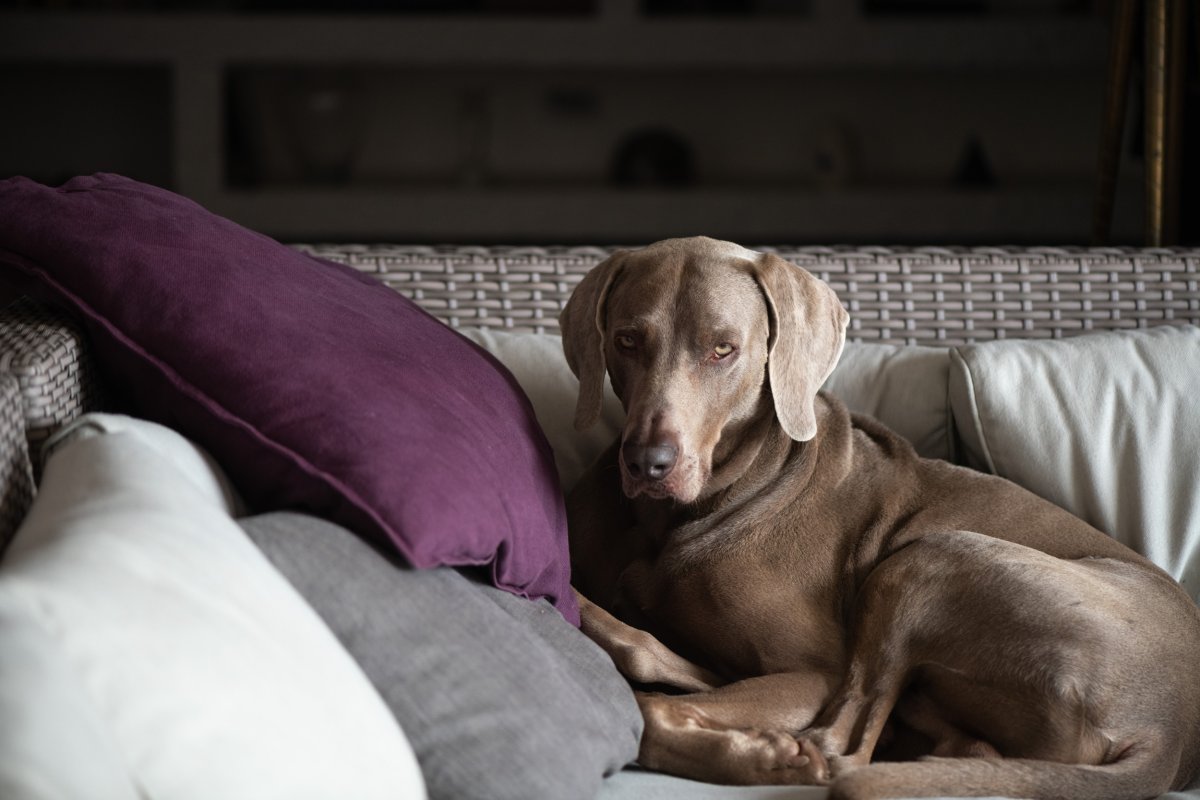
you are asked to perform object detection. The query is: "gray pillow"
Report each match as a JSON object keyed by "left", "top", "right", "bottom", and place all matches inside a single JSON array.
[{"left": 239, "top": 511, "right": 641, "bottom": 800}]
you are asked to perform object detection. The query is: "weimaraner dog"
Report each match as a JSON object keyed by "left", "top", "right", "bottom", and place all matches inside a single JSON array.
[{"left": 561, "top": 236, "right": 1200, "bottom": 799}]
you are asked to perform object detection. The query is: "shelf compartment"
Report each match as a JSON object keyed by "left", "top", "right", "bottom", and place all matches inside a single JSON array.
[
  {"left": 209, "top": 183, "right": 1140, "bottom": 244},
  {"left": 0, "top": 11, "right": 1105, "bottom": 69}
]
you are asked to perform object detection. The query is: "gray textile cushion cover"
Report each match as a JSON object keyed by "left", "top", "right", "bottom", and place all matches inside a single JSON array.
[{"left": 239, "top": 511, "right": 641, "bottom": 800}]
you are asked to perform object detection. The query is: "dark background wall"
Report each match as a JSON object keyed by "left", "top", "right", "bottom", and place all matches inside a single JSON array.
[{"left": 0, "top": 0, "right": 1194, "bottom": 246}]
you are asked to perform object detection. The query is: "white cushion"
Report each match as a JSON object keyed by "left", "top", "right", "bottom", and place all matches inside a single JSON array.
[
  {"left": 463, "top": 329, "right": 953, "bottom": 491},
  {"left": 0, "top": 414, "right": 426, "bottom": 800},
  {"left": 463, "top": 329, "right": 625, "bottom": 491},
  {"left": 949, "top": 326, "right": 1200, "bottom": 601},
  {"left": 823, "top": 343, "right": 952, "bottom": 461},
  {"left": 0, "top": 605, "right": 139, "bottom": 800}
]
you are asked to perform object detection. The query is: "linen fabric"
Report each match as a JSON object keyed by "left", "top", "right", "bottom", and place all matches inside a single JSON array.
[
  {"left": 949, "top": 326, "right": 1200, "bottom": 601},
  {"left": 0, "top": 606, "right": 140, "bottom": 800},
  {"left": 462, "top": 327, "right": 627, "bottom": 491},
  {"left": 240, "top": 510, "right": 642, "bottom": 800},
  {"left": 823, "top": 342, "right": 953, "bottom": 461},
  {"left": 0, "top": 413, "right": 426, "bottom": 800},
  {"left": 0, "top": 174, "right": 575, "bottom": 622},
  {"left": 463, "top": 328, "right": 954, "bottom": 492}
]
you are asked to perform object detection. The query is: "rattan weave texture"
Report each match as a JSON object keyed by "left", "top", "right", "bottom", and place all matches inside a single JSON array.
[
  {"left": 0, "top": 246, "right": 1197, "bottom": 481},
  {"left": 299, "top": 244, "right": 1200, "bottom": 345},
  {"left": 0, "top": 371, "right": 34, "bottom": 553},
  {"left": 0, "top": 297, "right": 102, "bottom": 462}
]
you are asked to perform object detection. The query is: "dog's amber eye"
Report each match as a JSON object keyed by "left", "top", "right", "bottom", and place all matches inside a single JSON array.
[
  {"left": 713, "top": 343, "right": 734, "bottom": 359},
  {"left": 615, "top": 333, "right": 637, "bottom": 351}
]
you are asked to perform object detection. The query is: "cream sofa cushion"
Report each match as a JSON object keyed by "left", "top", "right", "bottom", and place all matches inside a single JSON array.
[
  {"left": 464, "top": 329, "right": 627, "bottom": 492},
  {"left": 462, "top": 330, "right": 953, "bottom": 491},
  {"left": 823, "top": 343, "right": 953, "bottom": 462},
  {"left": 949, "top": 326, "right": 1200, "bottom": 601},
  {"left": 0, "top": 414, "right": 426, "bottom": 800}
]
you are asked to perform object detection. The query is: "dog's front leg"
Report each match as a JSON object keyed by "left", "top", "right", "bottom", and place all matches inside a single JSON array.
[
  {"left": 576, "top": 589, "right": 723, "bottom": 693},
  {"left": 635, "top": 672, "right": 838, "bottom": 786}
]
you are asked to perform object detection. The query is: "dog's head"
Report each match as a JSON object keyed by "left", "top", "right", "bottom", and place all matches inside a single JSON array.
[{"left": 560, "top": 236, "right": 848, "bottom": 504}]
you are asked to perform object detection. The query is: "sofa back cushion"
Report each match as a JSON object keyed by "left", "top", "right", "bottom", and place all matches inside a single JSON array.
[
  {"left": 824, "top": 343, "right": 953, "bottom": 462},
  {"left": 463, "top": 329, "right": 953, "bottom": 491},
  {"left": 950, "top": 326, "right": 1200, "bottom": 600}
]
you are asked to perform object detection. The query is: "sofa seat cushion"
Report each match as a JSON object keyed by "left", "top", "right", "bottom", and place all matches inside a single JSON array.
[
  {"left": 240, "top": 511, "right": 642, "bottom": 800},
  {"left": 0, "top": 174, "right": 575, "bottom": 622},
  {"left": 0, "top": 414, "right": 425, "bottom": 800},
  {"left": 949, "top": 325, "right": 1200, "bottom": 600}
]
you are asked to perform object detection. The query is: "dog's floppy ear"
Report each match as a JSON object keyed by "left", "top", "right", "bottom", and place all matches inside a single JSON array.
[
  {"left": 560, "top": 251, "right": 626, "bottom": 431},
  {"left": 751, "top": 253, "right": 849, "bottom": 442}
]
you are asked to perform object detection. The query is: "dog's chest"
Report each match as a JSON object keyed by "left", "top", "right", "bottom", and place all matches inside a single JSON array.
[
  {"left": 639, "top": 544, "right": 846, "bottom": 678},
  {"left": 621, "top": 480, "right": 851, "bottom": 677}
]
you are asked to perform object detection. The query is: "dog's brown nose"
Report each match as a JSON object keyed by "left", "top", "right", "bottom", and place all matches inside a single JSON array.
[{"left": 623, "top": 442, "right": 678, "bottom": 481}]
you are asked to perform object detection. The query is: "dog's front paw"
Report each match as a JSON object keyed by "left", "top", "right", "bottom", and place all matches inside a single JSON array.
[
  {"left": 738, "top": 729, "right": 831, "bottom": 785},
  {"left": 638, "top": 693, "right": 831, "bottom": 785},
  {"left": 792, "top": 734, "right": 832, "bottom": 784},
  {"left": 794, "top": 729, "right": 862, "bottom": 782}
]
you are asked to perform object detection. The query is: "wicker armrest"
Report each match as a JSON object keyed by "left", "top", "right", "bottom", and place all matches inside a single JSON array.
[
  {"left": 0, "top": 372, "right": 34, "bottom": 552},
  {"left": 0, "top": 298, "right": 103, "bottom": 466}
]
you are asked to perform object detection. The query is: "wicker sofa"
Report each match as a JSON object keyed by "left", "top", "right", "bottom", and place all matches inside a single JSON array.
[{"left": 1, "top": 242, "right": 1200, "bottom": 800}]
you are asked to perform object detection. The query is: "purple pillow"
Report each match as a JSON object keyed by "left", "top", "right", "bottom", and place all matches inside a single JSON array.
[{"left": 0, "top": 174, "right": 578, "bottom": 624}]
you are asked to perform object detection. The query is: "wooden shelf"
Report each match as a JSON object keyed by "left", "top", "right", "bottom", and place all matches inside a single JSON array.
[
  {"left": 210, "top": 183, "right": 1139, "bottom": 244},
  {"left": 0, "top": 8, "right": 1122, "bottom": 244},
  {"left": 0, "top": 11, "right": 1104, "bottom": 70}
]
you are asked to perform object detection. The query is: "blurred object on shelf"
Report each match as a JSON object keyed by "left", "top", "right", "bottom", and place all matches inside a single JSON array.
[
  {"left": 862, "top": 0, "right": 987, "bottom": 14},
  {"left": 459, "top": 88, "right": 491, "bottom": 187},
  {"left": 543, "top": 86, "right": 601, "bottom": 119},
  {"left": 753, "top": 0, "right": 810, "bottom": 14},
  {"left": 953, "top": 134, "right": 997, "bottom": 188},
  {"left": 238, "top": 0, "right": 476, "bottom": 11},
  {"left": 610, "top": 128, "right": 696, "bottom": 188},
  {"left": 811, "top": 121, "right": 858, "bottom": 189},
  {"left": 277, "top": 68, "right": 371, "bottom": 185},
  {"left": 643, "top": 0, "right": 754, "bottom": 14},
  {"left": 477, "top": 0, "right": 593, "bottom": 12}
]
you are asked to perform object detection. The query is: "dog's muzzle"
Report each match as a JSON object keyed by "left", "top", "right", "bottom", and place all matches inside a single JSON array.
[
  {"left": 622, "top": 441, "right": 678, "bottom": 481},
  {"left": 620, "top": 440, "right": 684, "bottom": 500}
]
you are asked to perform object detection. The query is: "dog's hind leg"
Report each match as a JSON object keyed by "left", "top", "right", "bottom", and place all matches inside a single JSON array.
[
  {"left": 829, "top": 740, "right": 1176, "bottom": 800},
  {"left": 803, "top": 530, "right": 1195, "bottom": 799}
]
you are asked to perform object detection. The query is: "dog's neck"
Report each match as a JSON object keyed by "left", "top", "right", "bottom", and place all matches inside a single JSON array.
[
  {"left": 634, "top": 396, "right": 836, "bottom": 571},
  {"left": 695, "top": 396, "right": 807, "bottom": 512},
  {"left": 635, "top": 401, "right": 814, "bottom": 566}
]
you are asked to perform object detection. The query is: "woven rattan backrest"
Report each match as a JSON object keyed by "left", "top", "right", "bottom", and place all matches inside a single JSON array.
[
  {"left": 0, "top": 245, "right": 1196, "bottom": 495},
  {"left": 300, "top": 245, "right": 1200, "bottom": 345}
]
